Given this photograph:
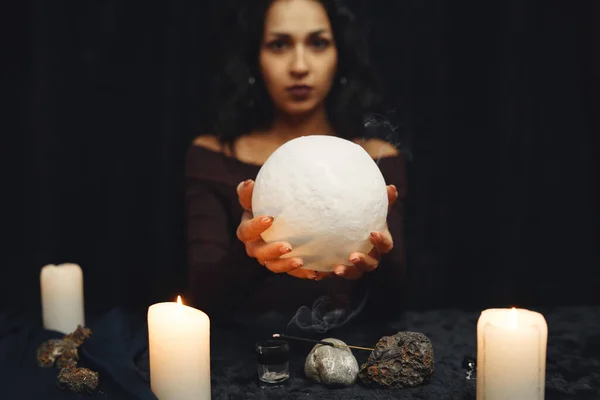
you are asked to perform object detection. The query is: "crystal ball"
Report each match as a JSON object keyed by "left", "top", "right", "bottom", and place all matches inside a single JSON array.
[{"left": 251, "top": 135, "right": 388, "bottom": 272}]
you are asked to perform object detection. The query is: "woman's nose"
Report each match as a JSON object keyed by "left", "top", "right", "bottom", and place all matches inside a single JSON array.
[{"left": 290, "top": 47, "right": 309, "bottom": 77}]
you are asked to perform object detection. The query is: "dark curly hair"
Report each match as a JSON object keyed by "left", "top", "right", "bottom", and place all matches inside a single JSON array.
[{"left": 206, "top": 0, "right": 389, "bottom": 147}]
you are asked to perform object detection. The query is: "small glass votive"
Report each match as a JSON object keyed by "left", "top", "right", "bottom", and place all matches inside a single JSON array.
[{"left": 255, "top": 339, "right": 290, "bottom": 384}]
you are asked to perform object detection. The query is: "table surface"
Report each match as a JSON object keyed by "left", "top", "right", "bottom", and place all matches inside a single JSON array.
[{"left": 1, "top": 305, "right": 599, "bottom": 399}]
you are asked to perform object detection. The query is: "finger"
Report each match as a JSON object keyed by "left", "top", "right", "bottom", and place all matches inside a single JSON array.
[
  {"left": 236, "top": 215, "right": 273, "bottom": 242},
  {"left": 264, "top": 257, "right": 304, "bottom": 274},
  {"left": 387, "top": 184, "right": 398, "bottom": 211},
  {"left": 247, "top": 240, "right": 292, "bottom": 261},
  {"left": 287, "top": 268, "right": 318, "bottom": 280},
  {"left": 237, "top": 179, "right": 254, "bottom": 212},
  {"left": 315, "top": 271, "right": 334, "bottom": 281},
  {"left": 333, "top": 265, "right": 364, "bottom": 280},
  {"left": 241, "top": 210, "right": 252, "bottom": 224},
  {"left": 348, "top": 252, "right": 379, "bottom": 272},
  {"left": 368, "top": 231, "right": 394, "bottom": 259}
]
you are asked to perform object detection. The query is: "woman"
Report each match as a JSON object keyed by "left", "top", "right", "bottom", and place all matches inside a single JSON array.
[{"left": 185, "top": 0, "right": 407, "bottom": 326}]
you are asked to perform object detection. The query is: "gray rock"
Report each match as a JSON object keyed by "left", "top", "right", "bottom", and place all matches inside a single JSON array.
[{"left": 304, "top": 338, "right": 359, "bottom": 387}]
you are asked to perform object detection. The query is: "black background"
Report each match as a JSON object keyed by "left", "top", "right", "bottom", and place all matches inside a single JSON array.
[{"left": 5, "top": 0, "right": 600, "bottom": 315}]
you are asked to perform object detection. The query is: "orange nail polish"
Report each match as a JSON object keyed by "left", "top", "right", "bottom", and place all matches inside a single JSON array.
[
  {"left": 261, "top": 216, "right": 274, "bottom": 225},
  {"left": 281, "top": 246, "right": 292, "bottom": 254}
]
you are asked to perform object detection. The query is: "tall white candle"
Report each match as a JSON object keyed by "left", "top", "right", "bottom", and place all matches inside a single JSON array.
[
  {"left": 148, "top": 296, "right": 211, "bottom": 400},
  {"left": 476, "top": 307, "right": 548, "bottom": 400},
  {"left": 40, "top": 263, "right": 85, "bottom": 334}
]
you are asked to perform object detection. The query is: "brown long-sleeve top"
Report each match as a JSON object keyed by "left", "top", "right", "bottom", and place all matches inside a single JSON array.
[{"left": 184, "top": 143, "right": 407, "bottom": 325}]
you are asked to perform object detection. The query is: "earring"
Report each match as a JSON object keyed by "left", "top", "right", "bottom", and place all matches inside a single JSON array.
[
  {"left": 248, "top": 76, "right": 256, "bottom": 85},
  {"left": 340, "top": 77, "right": 347, "bottom": 85}
]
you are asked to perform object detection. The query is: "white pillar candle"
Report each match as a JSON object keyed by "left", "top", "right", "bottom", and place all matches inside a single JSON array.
[
  {"left": 40, "top": 263, "right": 85, "bottom": 334},
  {"left": 148, "top": 296, "right": 211, "bottom": 400},
  {"left": 476, "top": 307, "right": 548, "bottom": 400}
]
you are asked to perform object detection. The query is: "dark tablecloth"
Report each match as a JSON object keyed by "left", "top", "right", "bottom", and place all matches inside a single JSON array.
[{"left": 1, "top": 305, "right": 599, "bottom": 399}]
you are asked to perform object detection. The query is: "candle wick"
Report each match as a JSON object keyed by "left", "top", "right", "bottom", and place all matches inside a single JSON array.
[{"left": 509, "top": 308, "right": 519, "bottom": 329}]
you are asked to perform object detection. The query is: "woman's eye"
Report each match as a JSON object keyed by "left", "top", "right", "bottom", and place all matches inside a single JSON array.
[
  {"left": 267, "top": 40, "right": 287, "bottom": 51},
  {"left": 312, "top": 38, "right": 330, "bottom": 49}
]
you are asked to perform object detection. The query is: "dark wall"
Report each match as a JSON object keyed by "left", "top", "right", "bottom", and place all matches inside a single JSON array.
[{"left": 4, "top": 0, "right": 599, "bottom": 314}]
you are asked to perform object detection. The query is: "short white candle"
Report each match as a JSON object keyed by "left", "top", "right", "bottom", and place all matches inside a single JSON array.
[
  {"left": 476, "top": 307, "right": 548, "bottom": 400},
  {"left": 148, "top": 296, "right": 211, "bottom": 400},
  {"left": 40, "top": 263, "right": 85, "bottom": 334}
]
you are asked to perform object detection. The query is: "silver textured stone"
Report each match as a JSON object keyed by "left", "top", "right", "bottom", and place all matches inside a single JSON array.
[{"left": 304, "top": 338, "right": 359, "bottom": 387}]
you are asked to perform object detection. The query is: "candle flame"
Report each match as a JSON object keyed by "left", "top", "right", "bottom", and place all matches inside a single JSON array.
[
  {"left": 508, "top": 307, "right": 519, "bottom": 329},
  {"left": 177, "top": 295, "right": 183, "bottom": 306}
]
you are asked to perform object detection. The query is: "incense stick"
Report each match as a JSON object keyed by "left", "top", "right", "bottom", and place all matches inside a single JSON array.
[{"left": 273, "top": 333, "right": 374, "bottom": 351}]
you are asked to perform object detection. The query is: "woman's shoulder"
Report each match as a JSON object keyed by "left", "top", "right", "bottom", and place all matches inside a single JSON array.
[
  {"left": 190, "top": 135, "right": 230, "bottom": 155},
  {"left": 354, "top": 138, "right": 399, "bottom": 159},
  {"left": 186, "top": 134, "right": 259, "bottom": 185},
  {"left": 187, "top": 135, "right": 225, "bottom": 170},
  {"left": 362, "top": 112, "right": 411, "bottom": 158}
]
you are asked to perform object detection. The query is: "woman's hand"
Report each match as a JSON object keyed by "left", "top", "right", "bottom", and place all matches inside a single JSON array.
[
  {"left": 236, "top": 179, "right": 321, "bottom": 280},
  {"left": 329, "top": 184, "right": 398, "bottom": 280},
  {"left": 236, "top": 179, "right": 398, "bottom": 281}
]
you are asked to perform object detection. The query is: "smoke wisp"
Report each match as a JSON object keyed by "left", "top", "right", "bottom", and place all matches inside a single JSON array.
[{"left": 287, "top": 288, "right": 370, "bottom": 333}]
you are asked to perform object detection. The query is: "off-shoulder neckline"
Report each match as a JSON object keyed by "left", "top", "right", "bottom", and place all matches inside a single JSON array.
[{"left": 189, "top": 143, "right": 404, "bottom": 169}]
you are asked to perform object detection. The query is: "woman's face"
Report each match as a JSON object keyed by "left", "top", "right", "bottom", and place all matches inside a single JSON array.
[{"left": 259, "top": 0, "right": 338, "bottom": 118}]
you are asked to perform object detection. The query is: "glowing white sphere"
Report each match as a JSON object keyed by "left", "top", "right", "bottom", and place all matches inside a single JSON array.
[{"left": 251, "top": 135, "right": 388, "bottom": 272}]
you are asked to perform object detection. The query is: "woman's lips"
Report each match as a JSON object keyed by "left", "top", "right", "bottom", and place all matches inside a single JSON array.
[{"left": 286, "top": 85, "right": 313, "bottom": 98}]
